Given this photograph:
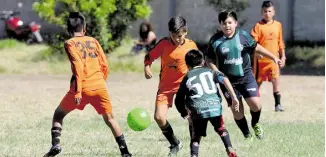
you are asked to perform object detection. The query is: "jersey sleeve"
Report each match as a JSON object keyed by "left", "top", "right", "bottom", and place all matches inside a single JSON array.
[
  {"left": 95, "top": 39, "right": 109, "bottom": 80},
  {"left": 64, "top": 41, "right": 83, "bottom": 98},
  {"left": 278, "top": 23, "right": 285, "bottom": 51},
  {"left": 205, "top": 37, "right": 217, "bottom": 61},
  {"left": 144, "top": 39, "right": 165, "bottom": 66},
  {"left": 212, "top": 70, "right": 226, "bottom": 84},
  {"left": 251, "top": 23, "right": 260, "bottom": 42},
  {"left": 240, "top": 30, "right": 258, "bottom": 55},
  {"left": 175, "top": 76, "right": 188, "bottom": 118}
]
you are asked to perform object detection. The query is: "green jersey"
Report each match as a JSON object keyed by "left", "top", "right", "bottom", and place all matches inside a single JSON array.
[
  {"left": 206, "top": 29, "right": 257, "bottom": 82},
  {"left": 175, "top": 67, "right": 225, "bottom": 119}
]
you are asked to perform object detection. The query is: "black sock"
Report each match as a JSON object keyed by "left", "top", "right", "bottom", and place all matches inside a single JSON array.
[
  {"left": 250, "top": 110, "right": 261, "bottom": 127},
  {"left": 273, "top": 92, "right": 281, "bottom": 106},
  {"left": 51, "top": 127, "right": 62, "bottom": 146},
  {"left": 234, "top": 117, "right": 251, "bottom": 136},
  {"left": 161, "top": 121, "right": 179, "bottom": 146},
  {"left": 190, "top": 139, "right": 200, "bottom": 156},
  {"left": 115, "top": 134, "right": 130, "bottom": 155},
  {"left": 218, "top": 129, "right": 232, "bottom": 149}
]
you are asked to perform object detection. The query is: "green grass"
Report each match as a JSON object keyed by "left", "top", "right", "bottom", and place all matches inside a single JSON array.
[
  {"left": 0, "top": 116, "right": 323, "bottom": 157},
  {"left": 0, "top": 39, "right": 161, "bottom": 74},
  {"left": 286, "top": 46, "right": 325, "bottom": 68}
]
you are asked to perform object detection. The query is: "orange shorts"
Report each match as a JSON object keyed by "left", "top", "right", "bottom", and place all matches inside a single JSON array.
[
  {"left": 155, "top": 91, "right": 177, "bottom": 107},
  {"left": 59, "top": 89, "right": 112, "bottom": 114},
  {"left": 255, "top": 61, "right": 280, "bottom": 83}
]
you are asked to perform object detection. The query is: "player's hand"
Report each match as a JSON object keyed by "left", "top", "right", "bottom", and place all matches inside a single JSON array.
[
  {"left": 134, "top": 40, "right": 139, "bottom": 44},
  {"left": 231, "top": 98, "right": 240, "bottom": 112},
  {"left": 184, "top": 114, "right": 192, "bottom": 124},
  {"left": 144, "top": 66, "right": 153, "bottom": 79},
  {"left": 75, "top": 97, "right": 82, "bottom": 105},
  {"left": 273, "top": 57, "right": 283, "bottom": 67},
  {"left": 256, "top": 54, "right": 263, "bottom": 59},
  {"left": 280, "top": 57, "right": 286, "bottom": 68}
]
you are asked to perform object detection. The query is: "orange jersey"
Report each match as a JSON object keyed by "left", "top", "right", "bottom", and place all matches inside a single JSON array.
[
  {"left": 144, "top": 38, "right": 198, "bottom": 92},
  {"left": 64, "top": 36, "right": 108, "bottom": 98},
  {"left": 251, "top": 20, "right": 285, "bottom": 62}
]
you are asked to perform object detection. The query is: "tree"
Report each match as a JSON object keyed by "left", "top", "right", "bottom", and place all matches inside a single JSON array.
[
  {"left": 33, "top": 0, "right": 152, "bottom": 53},
  {"left": 205, "top": 0, "right": 250, "bottom": 26}
]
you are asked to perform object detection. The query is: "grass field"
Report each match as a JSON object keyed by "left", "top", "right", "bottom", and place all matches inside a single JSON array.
[{"left": 0, "top": 73, "right": 324, "bottom": 157}]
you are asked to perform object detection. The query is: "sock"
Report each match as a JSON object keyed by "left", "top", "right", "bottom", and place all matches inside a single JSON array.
[
  {"left": 115, "top": 134, "right": 130, "bottom": 155},
  {"left": 250, "top": 110, "right": 261, "bottom": 127},
  {"left": 51, "top": 127, "right": 62, "bottom": 146},
  {"left": 161, "top": 121, "right": 179, "bottom": 146},
  {"left": 234, "top": 117, "right": 251, "bottom": 136},
  {"left": 273, "top": 92, "right": 281, "bottom": 106},
  {"left": 190, "top": 140, "right": 200, "bottom": 156},
  {"left": 217, "top": 129, "right": 232, "bottom": 149}
]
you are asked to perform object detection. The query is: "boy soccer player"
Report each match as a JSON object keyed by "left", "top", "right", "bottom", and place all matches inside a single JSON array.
[
  {"left": 175, "top": 50, "right": 239, "bottom": 157},
  {"left": 44, "top": 12, "right": 132, "bottom": 157},
  {"left": 144, "top": 16, "right": 198, "bottom": 156},
  {"left": 206, "top": 10, "right": 282, "bottom": 140},
  {"left": 251, "top": 1, "right": 286, "bottom": 112}
]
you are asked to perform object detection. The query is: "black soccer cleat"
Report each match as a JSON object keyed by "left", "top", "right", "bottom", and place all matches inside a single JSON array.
[{"left": 44, "top": 145, "right": 62, "bottom": 157}]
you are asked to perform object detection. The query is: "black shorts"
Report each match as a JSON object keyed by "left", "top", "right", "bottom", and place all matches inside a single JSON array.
[
  {"left": 220, "top": 73, "right": 259, "bottom": 106},
  {"left": 190, "top": 116, "right": 225, "bottom": 137}
]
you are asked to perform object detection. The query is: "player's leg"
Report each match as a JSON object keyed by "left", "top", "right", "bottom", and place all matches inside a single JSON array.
[
  {"left": 241, "top": 74, "right": 263, "bottom": 139},
  {"left": 89, "top": 89, "right": 131, "bottom": 157},
  {"left": 44, "top": 93, "right": 77, "bottom": 157},
  {"left": 271, "top": 64, "right": 284, "bottom": 112},
  {"left": 220, "top": 85, "right": 252, "bottom": 139},
  {"left": 210, "top": 116, "right": 237, "bottom": 157},
  {"left": 189, "top": 118, "right": 207, "bottom": 157},
  {"left": 154, "top": 92, "right": 182, "bottom": 156}
]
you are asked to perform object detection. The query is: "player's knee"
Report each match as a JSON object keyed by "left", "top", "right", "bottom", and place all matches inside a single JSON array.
[
  {"left": 103, "top": 114, "right": 115, "bottom": 124},
  {"left": 53, "top": 107, "right": 67, "bottom": 121},
  {"left": 154, "top": 113, "right": 165, "bottom": 123}
]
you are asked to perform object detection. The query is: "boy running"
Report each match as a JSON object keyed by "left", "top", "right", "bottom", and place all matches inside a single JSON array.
[
  {"left": 251, "top": 1, "right": 286, "bottom": 112},
  {"left": 175, "top": 50, "right": 239, "bottom": 157},
  {"left": 205, "top": 10, "right": 282, "bottom": 140},
  {"left": 144, "top": 16, "right": 198, "bottom": 156},
  {"left": 44, "top": 12, "right": 132, "bottom": 157}
]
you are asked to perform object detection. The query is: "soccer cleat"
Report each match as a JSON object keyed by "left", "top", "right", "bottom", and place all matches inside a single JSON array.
[
  {"left": 275, "top": 104, "right": 284, "bottom": 112},
  {"left": 226, "top": 147, "right": 238, "bottom": 157},
  {"left": 121, "top": 153, "right": 132, "bottom": 157},
  {"left": 244, "top": 133, "right": 253, "bottom": 141},
  {"left": 168, "top": 141, "right": 183, "bottom": 156},
  {"left": 253, "top": 124, "right": 264, "bottom": 139},
  {"left": 43, "top": 145, "right": 62, "bottom": 157}
]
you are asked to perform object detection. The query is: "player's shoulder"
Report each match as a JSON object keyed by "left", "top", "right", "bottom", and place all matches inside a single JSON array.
[
  {"left": 155, "top": 37, "right": 170, "bottom": 45},
  {"left": 273, "top": 20, "right": 283, "bottom": 26},
  {"left": 208, "top": 31, "right": 224, "bottom": 46},
  {"left": 237, "top": 29, "right": 251, "bottom": 38}
]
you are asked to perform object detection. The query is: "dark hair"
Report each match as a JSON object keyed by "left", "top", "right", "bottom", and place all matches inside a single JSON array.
[
  {"left": 218, "top": 10, "right": 237, "bottom": 23},
  {"left": 185, "top": 49, "right": 204, "bottom": 68},
  {"left": 168, "top": 15, "right": 187, "bottom": 34},
  {"left": 139, "top": 21, "right": 153, "bottom": 40},
  {"left": 262, "top": 1, "right": 274, "bottom": 8},
  {"left": 67, "top": 12, "right": 86, "bottom": 35}
]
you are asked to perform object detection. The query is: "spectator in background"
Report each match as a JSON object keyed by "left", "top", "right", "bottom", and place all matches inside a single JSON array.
[{"left": 131, "top": 21, "right": 157, "bottom": 54}]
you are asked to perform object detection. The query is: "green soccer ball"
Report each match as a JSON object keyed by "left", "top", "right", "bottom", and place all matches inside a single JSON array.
[{"left": 127, "top": 108, "right": 151, "bottom": 131}]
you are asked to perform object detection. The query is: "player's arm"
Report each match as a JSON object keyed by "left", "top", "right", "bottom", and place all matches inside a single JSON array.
[
  {"left": 243, "top": 31, "right": 282, "bottom": 66},
  {"left": 250, "top": 24, "right": 263, "bottom": 59},
  {"left": 64, "top": 41, "right": 83, "bottom": 100},
  {"left": 255, "top": 44, "right": 282, "bottom": 66},
  {"left": 95, "top": 40, "right": 109, "bottom": 80},
  {"left": 213, "top": 71, "right": 239, "bottom": 112},
  {"left": 278, "top": 23, "right": 286, "bottom": 67},
  {"left": 205, "top": 39, "right": 220, "bottom": 72},
  {"left": 143, "top": 39, "right": 164, "bottom": 79},
  {"left": 175, "top": 77, "right": 189, "bottom": 118}
]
